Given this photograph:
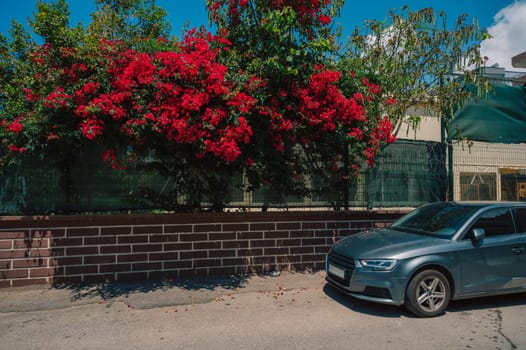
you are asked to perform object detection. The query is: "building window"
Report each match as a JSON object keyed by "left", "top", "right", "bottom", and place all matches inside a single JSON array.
[
  {"left": 501, "top": 169, "right": 526, "bottom": 201},
  {"left": 459, "top": 173, "right": 496, "bottom": 201}
]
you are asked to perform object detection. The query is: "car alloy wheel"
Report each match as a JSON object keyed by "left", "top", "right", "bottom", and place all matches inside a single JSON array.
[{"left": 405, "top": 269, "right": 451, "bottom": 317}]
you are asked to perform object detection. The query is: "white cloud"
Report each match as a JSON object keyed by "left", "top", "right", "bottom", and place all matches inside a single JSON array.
[{"left": 480, "top": 0, "right": 526, "bottom": 71}]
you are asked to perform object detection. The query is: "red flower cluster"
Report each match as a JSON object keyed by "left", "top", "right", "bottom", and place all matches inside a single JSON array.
[
  {"left": 293, "top": 67, "right": 366, "bottom": 134},
  {"left": 102, "top": 149, "right": 127, "bottom": 170},
  {"left": 263, "top": 66, "right": 396, "bottom": 169},
  {"left": 364, "top": 117, "right": 396, "bottom": 167},
  {"left": 274, "top": 0, "right": 332, "bottom": 25},
  {"left": 23, "top": 88, "right": 40, "bottom": 103},
  {"left": 43, "top": 87, "right": 70, "bottom": 109},
  {"left": 79, "top": 119, "right": 104, "bottom": 140},
  {"left": 70, "top": 31, "right": 255, "bottom": 163},
  {"left": 241, "top": 64, "right": 397, "bottom": 169},
  {"left": 209, "top": 0, "right": 333, "bottom": 26},
  {"left": 5, "top": 24, "right": 397, "bottom": 180},
  {"left": 361, "top": 78, "right": 382, "bottom": 98},
  {"left": 8, "top": 144, "right": 26, "bottom": 153},
  {"left": 7, "top": 119, "right": 24, "bottom": 134}
]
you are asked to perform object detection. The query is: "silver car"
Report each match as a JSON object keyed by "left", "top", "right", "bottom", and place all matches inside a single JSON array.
[{"left": 326, "top": 202, "right": 526, "bottom": 317}]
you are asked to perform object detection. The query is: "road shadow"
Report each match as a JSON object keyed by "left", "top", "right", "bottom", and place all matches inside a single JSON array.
[
  {"left": 53, "top": 274, "right": 249, "bottom": 302},
  {"left": 324, "top": 282, "right": 526, "bottom": 318},
  {"left": 323, "top": 283, "right": 412, "bottom": 318},
  {"left": 447, "top": 292, "right": 526, "bottom": 313}
]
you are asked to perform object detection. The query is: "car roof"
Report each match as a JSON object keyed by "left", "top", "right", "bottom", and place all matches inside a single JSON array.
[
  {"left": 452, "top": 201, "right": 526, "bottom": 205},
  {"left": 446, "top": 201, "right": 526, "bottom": 209},
  {"left": 420, "top": 201, "right": 526, "bottom": 209}
]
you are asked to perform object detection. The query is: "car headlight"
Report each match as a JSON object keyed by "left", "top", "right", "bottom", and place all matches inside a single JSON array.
[{"left": 358, "top": 259, "right": 398, "bottom": 271}]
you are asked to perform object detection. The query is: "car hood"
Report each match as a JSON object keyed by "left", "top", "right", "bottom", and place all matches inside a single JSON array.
[{"left": 331, "top": 228, "right": 450, "bottom": 259}]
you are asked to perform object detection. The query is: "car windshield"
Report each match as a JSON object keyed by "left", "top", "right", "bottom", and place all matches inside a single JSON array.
[{"left": 391, "top": 202, "right": 479, "bottom": 238}]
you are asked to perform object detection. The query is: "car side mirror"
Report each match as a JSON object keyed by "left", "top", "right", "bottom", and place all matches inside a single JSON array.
[{"left": 470, "top": 228, "right": 486, "bottom": 244}]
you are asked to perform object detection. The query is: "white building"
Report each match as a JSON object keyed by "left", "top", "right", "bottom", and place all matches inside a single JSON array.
[{"left": 397, "top": 53, "right": 526, "bottom": 203}]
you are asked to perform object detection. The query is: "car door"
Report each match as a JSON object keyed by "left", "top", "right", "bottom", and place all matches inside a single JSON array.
[{"left": 457, "top": 207, "right": 525, "bottom": 295}]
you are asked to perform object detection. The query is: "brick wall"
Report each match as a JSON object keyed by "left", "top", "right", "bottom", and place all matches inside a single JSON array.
[{"left": 0, "top": 211, "right": 404, "bottom": 288}]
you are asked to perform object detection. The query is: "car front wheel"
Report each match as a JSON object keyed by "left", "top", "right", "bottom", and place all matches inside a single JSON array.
[{"left": 405, "top": 269, "right": 451, "bottom": 317}]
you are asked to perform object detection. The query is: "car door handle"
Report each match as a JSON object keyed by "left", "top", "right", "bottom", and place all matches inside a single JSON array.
[{"left": 512, "top": 247, "right": 525, "bottom": 254}]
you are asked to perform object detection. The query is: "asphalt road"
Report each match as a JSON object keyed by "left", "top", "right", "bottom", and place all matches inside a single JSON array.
[{"left": 1, "top": 272, "right": 525, "bottom": 350}]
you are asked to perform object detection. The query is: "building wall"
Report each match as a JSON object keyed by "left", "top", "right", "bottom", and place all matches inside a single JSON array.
[
  {"left": 453, "top": 141, "right": 526, "bottom": 201},
  {"left": 397, "top": 106, "right": 441, "bottom": 142},
  {"left": 396, "top": 105, "right": 526, "bottom": 203},
  {"left": 0, "top": 211, "right": 404, "bottom": 288}
]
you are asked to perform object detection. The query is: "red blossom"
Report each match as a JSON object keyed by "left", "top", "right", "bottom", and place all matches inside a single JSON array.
[
  {"left": 226, "top": 92, "right": 256, "bottom": 114},
  {"left": 385, "top": 97, "right": 397, "bottom": 106},
  {"left": 362, "top": 77, "right": 382, "bottom": 95},
  {"left": 23, "top": 88, "right": 40, "bottom": 102},
  {"left": 74, "top": 82, "right": 100, "bottom": 104},
  {"left": 270, "top": 0, "right": 332, "bottom": 25},
  {"left": 7, "top": 119, "right": 24, "bottom": 134},
  {"left": 348, "top": 128, "right": 364, "bottom": 140},
  {"left": 318, "top": 15, "right": 331, "bottom": 25},
  {"left": 80, "top": 119, "right": 104, "bottom": 140},
  {"left": 43, "top": 87, "right": 70, "bottom": 109},
  {"left": 102, "top": 149, "right": 117, "bottom": 162},
  {"left": 47, "top": 133, "right": 60, "bottom": 141},
  {"left": 8, "top": 144, "right": 26, "bottom": 153},
  {"left": 102, "top": 149, "right": 127, "bottom": 170},
  {"left": 375, "top": 117, "right": 396, "bottom": 143},
  {"left": 364, "top": 147, "right": 377, "bottom": 167},
  {"left": 209, "top": 0, "right": 334, "bottom": 27}
]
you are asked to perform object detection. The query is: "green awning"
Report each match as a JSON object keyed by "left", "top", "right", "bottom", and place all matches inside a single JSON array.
[{"left": 450, "top": 84, "right": 526, "bottom": 143}]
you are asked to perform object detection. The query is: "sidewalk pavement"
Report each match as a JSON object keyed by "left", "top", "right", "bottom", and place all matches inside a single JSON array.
[
  {"left": 1, "top": 270, "right": 525, "bottom": 350},
  {"left": 0, "top": 271, "right": 327, "bottom": 313}
]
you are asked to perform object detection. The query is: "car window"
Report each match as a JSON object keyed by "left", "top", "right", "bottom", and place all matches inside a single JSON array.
[
  {"left": 514, "top": 208, "right": 526, "bottom": 233},
  {"left": 469, "top": 208, "right": 515, "bottom": 237},
  {"left": 391, "top": 202, "right": 478, "bottom": 238}
]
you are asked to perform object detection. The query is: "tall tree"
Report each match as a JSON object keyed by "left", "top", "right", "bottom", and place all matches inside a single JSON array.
[
  {"left": 343, "top": 6, "right": 488, "bottom": 137},
  {"left": 207, "top": 0, "right": 396, "bottom": 208},
  {"left": 0, "top": 21, "right": 35, "bottom": 128},
  {"left": 1, "top": 1, "right": 102, "bottom": 211}
]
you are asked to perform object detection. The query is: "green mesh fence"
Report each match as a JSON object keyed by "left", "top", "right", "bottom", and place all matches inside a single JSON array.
[
  {"left": 362, "top": 141, "right": 447, "bottom": 207},
  {"left": 0, "top": 140, "right": 447, "bottom": 214}
]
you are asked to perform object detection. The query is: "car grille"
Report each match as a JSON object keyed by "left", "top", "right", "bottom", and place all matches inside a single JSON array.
[
  {"left": 327, "top": 251, "right": 355, "bottom": 285},
  {"left": 363, "top": 286, "right": 392, "bottom": 299}
]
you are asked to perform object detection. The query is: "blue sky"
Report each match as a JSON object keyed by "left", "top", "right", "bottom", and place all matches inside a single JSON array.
[{"left": 1, "top": 0, "right": 525, "bottom": 69}]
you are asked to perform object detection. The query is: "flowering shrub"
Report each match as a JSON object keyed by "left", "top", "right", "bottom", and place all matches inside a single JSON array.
[
  {"left": 205, "top": 0, "right": 397, "bottom": 203},
  {"left": 292, "top": 66, "right": 396, "bottom": 169},
  {"left": 75, "top": 30, "right": 255, "bottom": 164},
  {"left": 2, "top": 30, "right": 257, "bottom": 167},
  {"left": 251, "top": 65, "right": 397, "bottom": 177},
  {"left": 0, "top": 0, "right": 397, "bottom": 211}
]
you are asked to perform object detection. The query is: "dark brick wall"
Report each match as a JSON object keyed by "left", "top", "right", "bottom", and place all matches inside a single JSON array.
[{"left": 0, "top": 211, "right": 404, "bottom": 288}]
